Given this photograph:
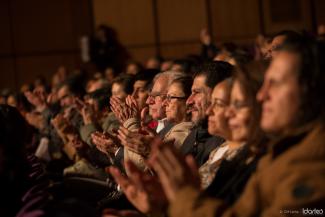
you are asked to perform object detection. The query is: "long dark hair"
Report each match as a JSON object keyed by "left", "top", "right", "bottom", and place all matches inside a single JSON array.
[
  {"left": 277, "top": 36, "right": 325, "bottom": 125},
  {"left": 234, "top": 60, "right": 269, "bottom": 154}
]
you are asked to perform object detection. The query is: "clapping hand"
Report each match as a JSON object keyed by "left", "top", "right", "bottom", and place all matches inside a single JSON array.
[
  {"left": 117, "top": 126, "right": 156, "bottom": 157},
  {"left": 148, "top": 138, "right": 201, "bottom": 203},
  {"left": 110, "top": 95, "right": 140, "bottom": 123},
  {"left": 108, "top": 160, "right": 167, "bottom": 215},
  {"left": 91, "top": 131, "right": 120, "bottom": 155}
]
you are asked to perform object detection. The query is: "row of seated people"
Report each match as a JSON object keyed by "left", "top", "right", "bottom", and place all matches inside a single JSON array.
[{"left": 0, "top": 30, "right": 324, "bottom": 216}]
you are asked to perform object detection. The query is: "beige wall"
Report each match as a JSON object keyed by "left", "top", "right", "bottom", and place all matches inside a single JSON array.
[
  {"left": 93, "top": 0, "right": 324, "bottom": 63},
  {"left": 1, "top": 0, "right": 325, "bottom": 90}
]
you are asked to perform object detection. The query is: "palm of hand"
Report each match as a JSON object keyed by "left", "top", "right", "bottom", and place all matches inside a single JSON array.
[{"left": 109, "top": 162, "right": 167, "bottom": 214}]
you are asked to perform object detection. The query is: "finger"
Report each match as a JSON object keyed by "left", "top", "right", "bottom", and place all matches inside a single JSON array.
[
  {"left": 155, "top": 148, "right": 176, "bottom": 178},
  {"left": 160, "top": 145, "right": 183, "bottom": 171},
  {"left": 140, "top": 126, "right": 156, "bottom": 137},
  {"left": 147, "top": 137, "right": 164, "bottom": 161},
  {"left": 121, "top": 108, "right": 129, "bottom": 120},
  {"left": 118, "top": 126, "right": 131, "bottom": 136},
  {"left": 111, "top": 96, "right": 124, "bottom": 106},
  {"left": 110, "top": 105, "right": 117, "bottom": 115},
  {"left": 185, "top": 155, "right": 200, "bottom": 187},
  {"left": 185, "top": 155, "right": 198, "bottom": 174},
  {"left": 110, "top": 99, "right": 118, "bottom": 109},
  {"left": 109, "top": 166, "right": 131, "bottom": 190},
  {"left": 118, "top": 134, "right": 141, "bottom": 154},
  {"left": 117, "top": 135, "right": 125, "bottom": 145},
  {"left": 140, "top": 107, "right": 148, "bottom": 121},
  {"left": 92, "top": 136, "right": 106, "bottom": 147},
  {"left": 102, "top": 208, "right": 120, "bottom": 217},
  {"left": 125, "top": 161, "right": 145, "bottom": 190},
  {"left": 91, "top": 133, "right": 99, "bottom": 140},
  {"left": 110, "top": 98, "right": 120, "bottom": 110},
  {"left": 130, "top": 96, "right": 138, "bottom": 108},
  {"left": 117, "top": 129, "right": 128, "bottom": 141},
  {"left": 110, "top": 96, "right": 119, "bottom": 104},
  {"left": 125, "top": 95, "right": 132, "bottom": 106},
  {"left": 150, "top": 156, "right": 173, "bottom": 199}
]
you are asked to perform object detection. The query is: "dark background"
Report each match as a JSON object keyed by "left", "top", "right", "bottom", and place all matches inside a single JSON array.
[{"left": 1, "top": 0, "right": 324, "bottom": 90}]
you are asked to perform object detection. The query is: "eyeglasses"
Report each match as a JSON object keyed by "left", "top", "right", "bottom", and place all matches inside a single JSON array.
[
  {"left": 229, "top": 100, "right": 250, "bottom": 110},
  {"left": 148, "top": 92, "right": 167, "bottom": 100},
  {"left": 165, "top": 95, "right": 187, "bottom": 102},
  {"left": 210, "top": 99, "right": 228, "bottom": 108}
]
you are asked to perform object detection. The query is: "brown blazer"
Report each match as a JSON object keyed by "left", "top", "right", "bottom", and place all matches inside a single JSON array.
[{"left": 169, "top": 124, "right": 325, "bottom": 217}]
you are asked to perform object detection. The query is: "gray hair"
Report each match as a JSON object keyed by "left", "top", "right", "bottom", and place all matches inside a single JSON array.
[{"left": 153, "top": 70, "right": 187, "bottom": 87}]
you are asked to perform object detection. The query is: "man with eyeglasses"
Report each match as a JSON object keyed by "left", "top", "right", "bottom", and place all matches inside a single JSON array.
[
  {"left": 180, "top": 61, "right": 233, "bottom": 167},
  {"left": 122, "top": 71, "right": 186, "bottom": 172}
]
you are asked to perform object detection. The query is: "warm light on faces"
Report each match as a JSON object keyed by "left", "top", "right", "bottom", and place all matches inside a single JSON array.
[
  {"left": 112, "top": 83, "right": 127, "bottom": 100},
  {"left": 132, "top": 80, "right": 148, "bottom": 110},
  {"left": 186, "top": 75, "right": 212, "bottom": 124},
  {"left": 162, "top": 82, "right": 187, "bottom": 123},
  {"left": 226, "top": 81, "right": 252, "bottom": 143},
  {"left": 257, "top": 51, "right": 301, "bottom": 134},
  {"left": 145, "top": 76, "right": 168, "bottom": 120},
  {"left": 206, "top": 81, "right": 231, "bottom": 139},
  {"left": 58, "top": 85, "right": 73, "bottom": 107}
]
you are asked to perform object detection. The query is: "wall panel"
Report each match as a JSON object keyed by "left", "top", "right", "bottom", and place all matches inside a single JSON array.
[
  {"left": 262, "top": 0, "right": 312, "bottom": 34},
  {"left": 0, "top": 0, "right": 13, "bottom": 55},
  {"left": 160, "top": 43, "right": 201, "bottom": 59},
  {"left": 11, "top": 0, "right": 76, "bottom": 53},
  {"left": 314, "top": 0, "right": 325, "bottom": 26},
  {"left": 15, "top": 54, "right": 77, "bottom": 87},
  {"left": 0, "top": 58, "right": 16, "bottom": 89},
  {"left": 1, "top": 0, "right": 322, "bottom": 90},
  {"left": 158, "top": 0, "right": 206, "bottom": 42},
  {"left": 210, "top": 0, "right": 260, "bottom": 42},
  {"left": 127, "top": 47, "right": 157, "bottom": 63},
  {"left": 93, "top": 0, "right": 155, "bottom": 46}
]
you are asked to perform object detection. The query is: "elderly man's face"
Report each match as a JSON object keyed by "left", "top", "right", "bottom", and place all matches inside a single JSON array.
[
  {"left": 257, "top": 51, "right": 301, "bottom": 135},
  {"left": 145, "top": 76, "right": 168, "bottom": 120}
]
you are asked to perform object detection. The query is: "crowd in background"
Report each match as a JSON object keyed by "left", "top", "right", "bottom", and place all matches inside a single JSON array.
[{"left": 1, "top": 25, "right": 325, "bottom": 217}]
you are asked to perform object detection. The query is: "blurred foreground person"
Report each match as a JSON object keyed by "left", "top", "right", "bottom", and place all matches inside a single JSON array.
[{"left": 153, "top": 35, "right": 325, "bottom": 217}]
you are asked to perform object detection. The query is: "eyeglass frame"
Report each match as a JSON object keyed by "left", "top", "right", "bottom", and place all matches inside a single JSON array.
[
  {"left": 165, "top": 94, "right": 188, "bottom": 102},
  {"left": 147, "top": 92, "right": 167, "bottom": 101},
  {"left": 228, "top": 100, "right": 250, "bottom": 111}
]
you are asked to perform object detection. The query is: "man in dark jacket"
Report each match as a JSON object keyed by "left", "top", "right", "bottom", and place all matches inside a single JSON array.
[{"left": 180, "top": 61, "right": 232, "bottom": 166}]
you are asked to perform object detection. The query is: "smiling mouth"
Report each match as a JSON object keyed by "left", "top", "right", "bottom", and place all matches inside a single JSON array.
[{"left": 190, "top": 109, "right": 198, "bottom": 113}]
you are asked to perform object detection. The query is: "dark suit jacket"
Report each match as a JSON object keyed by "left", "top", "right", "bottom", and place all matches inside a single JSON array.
[{"left": 179, "top": 125, "right": 225, "bottom": 167}]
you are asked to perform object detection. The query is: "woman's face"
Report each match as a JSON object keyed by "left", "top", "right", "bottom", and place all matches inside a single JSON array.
[
  {"left": 132, "top": 80, "right": 149, "bottom": 110},
  {"left": 162, "top": 82, "right": 188, "bottom": 123},
  {"left": 206, "top": 81, "right": 231, "bottom": 139},
  {"left": 226, "top": 80, "right": 252, "bottom": 143},
  {"left": 112, "top": 82, "right": 127, "bottom": 100}
]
